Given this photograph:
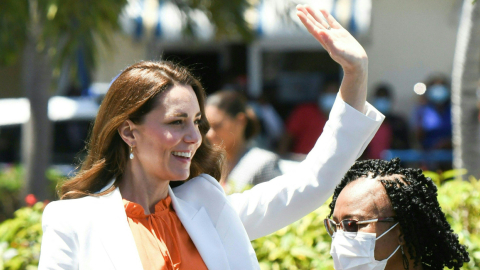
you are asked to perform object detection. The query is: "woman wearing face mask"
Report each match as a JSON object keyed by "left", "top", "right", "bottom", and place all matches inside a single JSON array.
[
  {"left": 413, "top": 75, "right": 452, "bottom": 150},
  {"left": 205, "top": 90, "right": 282, "bottom": 192},
  {"left": 324, "top": 158, "right": 469, "bottom": 270}
]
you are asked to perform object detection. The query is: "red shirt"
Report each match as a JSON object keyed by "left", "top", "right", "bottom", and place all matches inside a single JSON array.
[
  {"left": 286, "top": 104, "right": 328, "bottom": 154},
  {"left": 366, "top": 122, "right": 392, "bottom": 159}
]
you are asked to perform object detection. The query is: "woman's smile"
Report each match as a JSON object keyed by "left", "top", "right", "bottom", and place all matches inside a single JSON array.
[{"left": 171, "top": 151, "right": 194, "bottom": 164}]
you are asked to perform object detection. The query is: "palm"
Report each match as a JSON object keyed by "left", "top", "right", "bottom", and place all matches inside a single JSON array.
[{"left": 296, "top": 5, "right": 367, "bottom": 73}]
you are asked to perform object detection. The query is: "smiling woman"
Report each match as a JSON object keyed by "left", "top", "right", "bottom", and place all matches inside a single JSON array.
[
  {"left": 118, "top": 84, "right": 204, "bottom": 212},
  {"left": 39, "top": 5, "right": 385, "bottom": 270},
  {"left": 58, "top": 61, "right": 223, "bottom": 201}
]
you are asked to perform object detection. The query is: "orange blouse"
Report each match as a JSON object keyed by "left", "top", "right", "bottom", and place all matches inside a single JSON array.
[{"left": 123, "top": 196, "right": 208, "bottom": 270}]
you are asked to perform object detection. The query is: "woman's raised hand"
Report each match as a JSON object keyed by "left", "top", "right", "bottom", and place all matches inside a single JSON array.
[
  {"left": 296, "top": 4, "right": 368, "bottom": 113},
  {"left": 296, "top": 5, "right": 367, "bottom": 74}
]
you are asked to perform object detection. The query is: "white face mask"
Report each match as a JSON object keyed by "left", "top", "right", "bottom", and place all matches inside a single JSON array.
[{"left": 330, "top": 222, "right": 400, "bottom": 270}]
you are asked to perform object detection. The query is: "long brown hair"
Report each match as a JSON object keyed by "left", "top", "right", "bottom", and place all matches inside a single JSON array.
[{"left": 60, "top": 61, "right": 225, "bottom": 199}]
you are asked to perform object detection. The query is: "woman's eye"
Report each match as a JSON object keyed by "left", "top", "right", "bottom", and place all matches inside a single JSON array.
[
  {"left": 194, "top": 119, "right": 202, "bottom": 125},
  {"left": 357, "top": 223, "right": 369, "bottom": 229},
  {"left": 170, "top": 120, "right": 182, "bottom": 125}
]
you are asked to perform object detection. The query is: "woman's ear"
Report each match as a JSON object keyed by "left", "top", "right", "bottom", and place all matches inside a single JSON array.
[
  {"left": 398, "top": 232, "right": 406, "bottom": 245},
  {"left": 235, "top": 112, "right": 247, "bottom": 128},
  {"left": 118, "top": 120, "right": 136, "bottom": 147}
]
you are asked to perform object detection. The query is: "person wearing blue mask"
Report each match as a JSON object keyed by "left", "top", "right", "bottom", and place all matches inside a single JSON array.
[
  {"left": 413, "top": 75, "right": 452, "bottom": 151},
  {"left": 366, "top": 84, "right": 411, "bottom": 159},
  {"left": 318, "top": 84, "right": 339, "bottom": 115},
  {"left": 325, "top": 158, "right": 469, "bottom": 270},
  {"left": 278, "top": 81, "right": 339, "bottom": 156}
]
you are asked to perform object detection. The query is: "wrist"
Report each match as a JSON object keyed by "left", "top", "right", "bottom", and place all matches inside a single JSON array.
[
  {"left": 343, "top": 57, "right": 368, "bottom": 77},
  {"left": 339, "top": 60, "right": 368, "bottom": 114}
]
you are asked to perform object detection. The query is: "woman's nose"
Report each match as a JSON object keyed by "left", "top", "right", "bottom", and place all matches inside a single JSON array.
[{"left": 184, "top": 124, "right": 202, "bottom": 144}]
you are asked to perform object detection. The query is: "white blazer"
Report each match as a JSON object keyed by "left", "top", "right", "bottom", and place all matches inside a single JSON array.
[{"left": 38, "top": 96, "right": 384, "bottom": 270}]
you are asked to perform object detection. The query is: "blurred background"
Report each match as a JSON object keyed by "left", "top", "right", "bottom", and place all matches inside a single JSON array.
[{"left": 0, "top": 0, "right": 479, "bottom": 269}]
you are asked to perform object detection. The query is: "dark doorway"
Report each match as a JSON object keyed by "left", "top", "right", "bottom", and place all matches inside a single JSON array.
[{"left": 162, "top": 51, "right": 221, "bottom": 95}]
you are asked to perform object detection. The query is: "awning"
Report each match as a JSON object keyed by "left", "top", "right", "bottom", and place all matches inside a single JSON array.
[
  {"left": 256, "top": 0, "right": 371, "bottom": 38},
  {"left": 120, "top": 0, "right": 214, "bottom": 41},
  {"left": 0, "top": 97, "right": 99, "bottom": 126},
  {"left": 119, "top": 0, "right": 371, "bottom": 41}
]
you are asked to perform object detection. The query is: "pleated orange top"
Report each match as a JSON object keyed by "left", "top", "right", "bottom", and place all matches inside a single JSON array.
[{"left": 123, "top": 196, "right": 208, "bottom": 270}]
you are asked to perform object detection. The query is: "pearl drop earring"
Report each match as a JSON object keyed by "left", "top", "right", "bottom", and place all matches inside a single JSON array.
[{"left": 129, "top": 146, "right": 134, "bottom": 160}]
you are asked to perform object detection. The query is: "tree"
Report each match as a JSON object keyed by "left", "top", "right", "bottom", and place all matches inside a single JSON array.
[
  {"left": 451, "top": 0, "right": 480, "bottom": 178},
  {"left": 0, "top": 0, "right": 253, "bottom": 200},
  {"left": 0, "top": 0, "right": 127, "bottom": 200}
]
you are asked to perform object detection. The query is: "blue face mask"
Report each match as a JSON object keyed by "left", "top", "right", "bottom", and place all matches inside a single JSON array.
[
  {"left": 373, "top": 97, "right": 392, "bottom": 114},
  {"left": 427, "top": 85, "right": 450, "bottom": 104},
  {"left": 319, "top": 93, "right": 337, "bottom": 113}
]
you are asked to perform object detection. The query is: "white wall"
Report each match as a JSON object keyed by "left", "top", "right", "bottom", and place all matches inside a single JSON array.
[
  {"left": 94, "top": 34, "right": 149, "bottom": 83},
  {"left": 365, "top": 0, "right": 461, "bottom": 117}
]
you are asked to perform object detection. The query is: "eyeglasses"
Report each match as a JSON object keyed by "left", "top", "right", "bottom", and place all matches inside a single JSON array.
[{"left": 324, "top": 217, "right": 397, "bottom": 238}]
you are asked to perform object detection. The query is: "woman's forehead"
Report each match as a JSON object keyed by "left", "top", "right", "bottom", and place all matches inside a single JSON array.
[
  {"left": 333, "top": 177, "right": 393, "bottom": 220},
  {"left": 155, "top": 84, "right": 199, "bottom": 112}
]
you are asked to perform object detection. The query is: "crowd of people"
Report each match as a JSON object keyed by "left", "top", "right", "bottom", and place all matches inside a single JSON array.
[{"left": 211, "top": 73, "right": 455, "bottom": 191}]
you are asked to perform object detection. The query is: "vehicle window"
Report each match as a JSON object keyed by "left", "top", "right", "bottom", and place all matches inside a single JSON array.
[{"left": 0, "top": 120, "right": 92, "bottom": 165}]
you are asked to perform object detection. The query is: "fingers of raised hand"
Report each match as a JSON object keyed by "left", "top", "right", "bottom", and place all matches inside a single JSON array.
[
  {"left": 320, "top": 9, "right": 341, "bottom": 29},
  {"left": 304, "top": 5, "right": 330, "bottom": 30},
  {"left": 296, "top": 11, "right": 328, "bottom": 48},
  {"left": 296, "top": 5, "right": 329, "bottom": 31}
]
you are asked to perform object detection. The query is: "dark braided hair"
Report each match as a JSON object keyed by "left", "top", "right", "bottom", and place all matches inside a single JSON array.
[{"left": 328, "top": 158, "right": 469, "bottom": 269}]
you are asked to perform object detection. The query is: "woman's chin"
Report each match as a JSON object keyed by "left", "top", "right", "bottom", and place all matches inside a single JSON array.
[{"left": 169, "top": 172, "right": 190, "bottom": 181}]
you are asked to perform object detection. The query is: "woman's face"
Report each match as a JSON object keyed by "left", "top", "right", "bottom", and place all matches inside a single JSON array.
[
  {"left": 332, "top": 177, "right": 404, "bottom": 268},
  {"left": 205, "top": 105, "right": 244, "bottom": 152},
  {"left": 132, "top": 84, "right": 202, "bottom": 181}
]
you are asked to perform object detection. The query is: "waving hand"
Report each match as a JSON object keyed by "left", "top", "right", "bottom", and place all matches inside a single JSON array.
[{"left": 296, "top": 5, "right": 368, "bottom": 112}]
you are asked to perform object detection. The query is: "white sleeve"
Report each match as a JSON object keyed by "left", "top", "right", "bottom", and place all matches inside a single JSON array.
[
  {"left": 38, "top": 202, "right": 79, "bottom": 270},
  {"left": 228, "top": 94, "right": 384, "bottom": 240}
]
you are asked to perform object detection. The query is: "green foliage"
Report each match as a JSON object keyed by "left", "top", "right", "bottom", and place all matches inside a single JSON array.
[
  {"left": 252, "top": 174, "right": 480, "bottom": 270},
  {"left": 0, "top": 0, "right": 255, "bottom": 70},
  {"left": 0, "top": 0, "right": 29, "bottom": 65},
  {"left": 0, "top": 167, "right": 24, "bottom": 222},
  {"left": 0, "top": 165, "right": 64, "bottom": 222},
  {"left": 0, "top": 202, "right": 45, "bottom": 270},
  {"left": 252, "top": 202, "right": 334, "bottom": 270},
  {"left": 423, "top": 168, "right": 468, "bottom": 186},
  {"left": 40, "top": 0, "right": 128, "bottom": 72},
  {"left": 181, "top": 0, "right": 255, "bottom": 41},
  {"left": 0, "top": 170, "right": 478, "bottom": 269},
  {"left": 0, "top": 0, "right": 127, "bottom": 72},
  {"left": 438, "top": 178, "right": 480, "bottom": 269}
]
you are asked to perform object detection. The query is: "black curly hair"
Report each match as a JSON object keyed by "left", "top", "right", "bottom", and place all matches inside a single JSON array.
[{"left": 328, "top": 158, "right": 469, "bottom": 269}]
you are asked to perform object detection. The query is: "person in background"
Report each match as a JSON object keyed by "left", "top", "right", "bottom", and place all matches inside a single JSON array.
[
  {"left": 249, "top": 82, "right": 285, "bottom": 151},
  {"left": 205, "top": 90, "right": 282, "bottom": 193},
  {"left": 325, "top": 158, "right": 469, "bottom": 269},
  {"left": 413, "top": 75, "right": 452, "bottom": 150},
  {"left": 366, "top": 83, "right": 411, "bottom": 159},
  {"left": 278, "top": 80, "right": 339, "bottom": 156}
]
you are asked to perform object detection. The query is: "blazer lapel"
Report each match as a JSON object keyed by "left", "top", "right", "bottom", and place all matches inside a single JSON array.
[
  {"left": 96, "top": 188, "right": 143, "bottom": 269},
  {"left": 169, "top": 187, "right": 231, "bottom": 270}
]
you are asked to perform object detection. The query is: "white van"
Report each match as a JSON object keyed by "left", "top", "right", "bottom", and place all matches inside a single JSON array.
[{"left": 0, "top": 96, "right": 99, "bottom": 175}]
